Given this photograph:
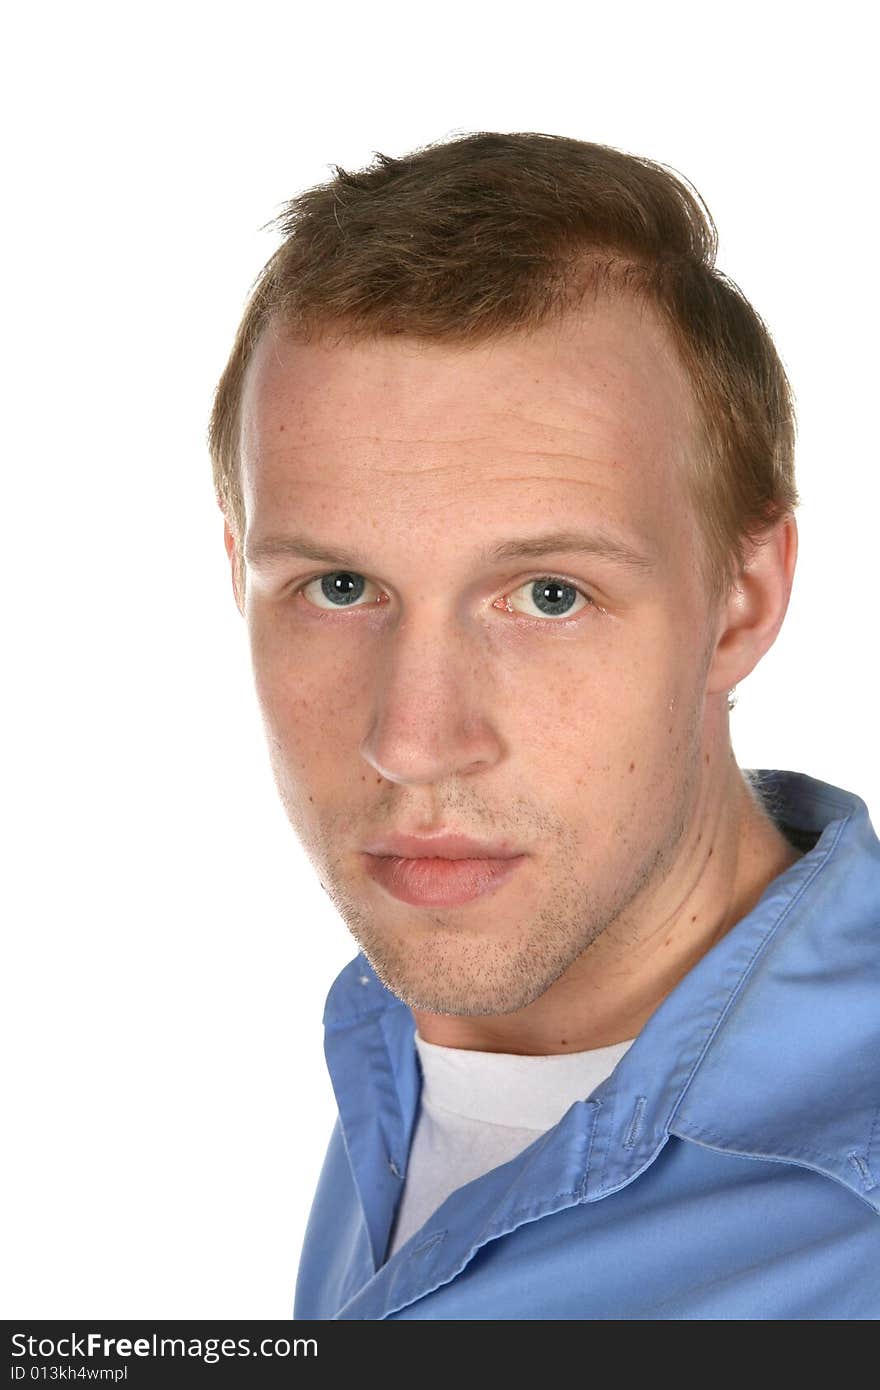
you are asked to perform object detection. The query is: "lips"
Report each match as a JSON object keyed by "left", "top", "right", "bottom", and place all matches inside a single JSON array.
[{"left": 362, "top": 850, "right": 526, "bottom": 908}]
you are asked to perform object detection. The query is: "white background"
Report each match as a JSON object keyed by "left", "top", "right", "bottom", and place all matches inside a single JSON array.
[{"left": 3, "top": 1, "right": 877, "bottom": 1319}]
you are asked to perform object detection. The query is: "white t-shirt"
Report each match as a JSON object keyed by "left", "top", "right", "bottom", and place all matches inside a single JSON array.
[{"left": 385, "top": 1030, "right": 636, "bottom": 1260}]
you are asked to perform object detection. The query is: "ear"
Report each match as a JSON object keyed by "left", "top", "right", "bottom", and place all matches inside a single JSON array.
[
  {"left": 222, "top": 515, "right": 244, "bottom": 616},
  {"left": 705, "top": 514, "right": 798, "bottom": 699}
]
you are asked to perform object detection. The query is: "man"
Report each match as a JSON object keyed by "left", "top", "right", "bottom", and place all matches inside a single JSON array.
[{"left": 208, "top": 132, "right": 880, "bottom": 1319}]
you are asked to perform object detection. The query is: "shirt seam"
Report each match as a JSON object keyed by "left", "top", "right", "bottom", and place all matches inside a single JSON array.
[
  {"left": 671, "top": 1128, "right": 880, "bottom": 1214},
  {"left": 678, "top": 1118, "right": 857, "bottom": 1169}
]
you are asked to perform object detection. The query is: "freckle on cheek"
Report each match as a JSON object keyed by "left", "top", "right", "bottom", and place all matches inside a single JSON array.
[{"left": 629, "top": 761, "right": 635, "bottom": 773}]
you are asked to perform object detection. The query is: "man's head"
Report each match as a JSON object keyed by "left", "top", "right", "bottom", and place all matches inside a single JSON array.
[{"left": 208, "top": 132, "right": 799, "bottom": 1020}]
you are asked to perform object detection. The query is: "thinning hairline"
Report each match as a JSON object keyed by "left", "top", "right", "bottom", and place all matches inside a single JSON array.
[{"left": 237, "top": 282, "right": 701, "bottom": 586}]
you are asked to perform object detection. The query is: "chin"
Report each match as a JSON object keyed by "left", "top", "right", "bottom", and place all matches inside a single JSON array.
[{"left": 359, "top": 939, "right": 563, "bottom": 1018}]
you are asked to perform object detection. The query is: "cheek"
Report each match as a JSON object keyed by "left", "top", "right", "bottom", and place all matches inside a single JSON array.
[
  {"left": 534, "top": 635, "right": 698, "bottom": 805},
  {"left": 249, "top": 608, "right": 354, "bottom": 731}
]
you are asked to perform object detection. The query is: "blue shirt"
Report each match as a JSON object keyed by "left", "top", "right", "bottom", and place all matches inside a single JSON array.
[{"left": 293, "top": 770, "right": 880, "bottom": 1320}]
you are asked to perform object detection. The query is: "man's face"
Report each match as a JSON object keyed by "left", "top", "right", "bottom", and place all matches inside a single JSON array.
[{"left": 234, "top": 296, "right": 723, "bottom": 1017}]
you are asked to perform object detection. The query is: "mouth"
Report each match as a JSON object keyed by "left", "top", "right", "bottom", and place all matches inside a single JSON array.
[{"left": 361, "top": 852, "right": 527, "bottom": 909}]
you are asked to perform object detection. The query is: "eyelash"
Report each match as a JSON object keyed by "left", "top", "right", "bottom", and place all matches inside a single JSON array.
[{"left": 288, "top": 571, "right": 600, "bottom": 626}]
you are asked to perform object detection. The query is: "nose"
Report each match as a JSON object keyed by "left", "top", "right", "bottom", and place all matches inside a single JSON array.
[{"left": 359, "top": 613, "right": 505, "bottom": 786}]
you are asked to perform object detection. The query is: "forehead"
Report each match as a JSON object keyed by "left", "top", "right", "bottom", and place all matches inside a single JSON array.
[{"left": 239, "top": 296, "right": 701, "bottom": 561}]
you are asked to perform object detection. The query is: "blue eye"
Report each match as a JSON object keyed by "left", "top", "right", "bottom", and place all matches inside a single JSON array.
[
  {"left": 298, "top": 569, "right": 378, "bottom": 608},
  {"left": 509, "top": 577, "right": 592, "bottom": 620}
]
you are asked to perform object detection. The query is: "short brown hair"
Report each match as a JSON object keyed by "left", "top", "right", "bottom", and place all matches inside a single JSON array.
[{"left": 208, "top": 130, "right": 798, "bottom": 607}]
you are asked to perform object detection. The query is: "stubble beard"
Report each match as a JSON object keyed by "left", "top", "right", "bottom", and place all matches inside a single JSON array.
[{"left": 312, "top": 798, "right": 689, "bottom": 1017}]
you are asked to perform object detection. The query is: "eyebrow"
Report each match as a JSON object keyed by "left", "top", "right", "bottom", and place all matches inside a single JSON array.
[{"left": 245, "top": 528, "right": 658, "bottom": 574}]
